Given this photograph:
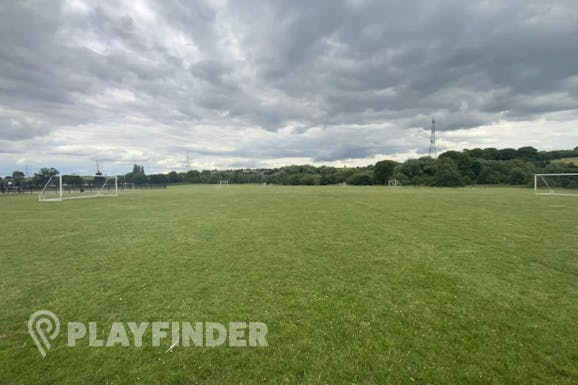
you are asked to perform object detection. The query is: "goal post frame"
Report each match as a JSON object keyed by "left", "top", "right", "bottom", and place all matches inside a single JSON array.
[
  {"left": 39, "top": 174, "right": 119, "bottom": 202},
  {"left": 388, "top": 179, "right": 401, "bottom": 187},
  {"left": 534, "top": 173, "right": 578, "bottom": 196}
]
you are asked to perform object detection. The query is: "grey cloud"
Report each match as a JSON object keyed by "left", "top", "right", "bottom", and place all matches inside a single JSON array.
[{"left": 1, "top": 0, "right": 578, "bottom": 175}]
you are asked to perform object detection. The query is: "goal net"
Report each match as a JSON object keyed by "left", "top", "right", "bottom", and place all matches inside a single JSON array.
[
  {"left": 39, "top": 175, "right": 118, "bottom": 201},
  {"left": 534, "top": 173, "right": 578, "bottom": 196},
  {"left": 388, "top": 179, "right": 401, "bottom": 187}
]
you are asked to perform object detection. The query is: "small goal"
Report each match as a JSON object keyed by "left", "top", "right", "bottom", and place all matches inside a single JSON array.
[
  {"left": 534, "top": 173, "right": 578, "bottom": 196},
  {"left": 39, "top": 174, "right": 118, "bottom": 201},
  {"left": 388, "top": 179, "right": 401, "bottom": 187},
  {"left": 218, "top": 180, "right": 229, "bottom": 187}
]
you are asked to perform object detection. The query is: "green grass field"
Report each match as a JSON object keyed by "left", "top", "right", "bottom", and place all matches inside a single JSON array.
[
  {"left": 1, "top": 185, "right": 577, "bottom": 384},
  {"left": 551, "top": 157, "right": 578, "bottom": 165}
]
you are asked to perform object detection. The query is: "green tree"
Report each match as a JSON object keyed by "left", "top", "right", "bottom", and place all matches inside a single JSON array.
[
  {"left": 477, "top": 167, "right": 500, "bottom": 184},
  {"left": 167, "top": 171, "right": 181, "bottom": 183},
  {"left": 481, "top": 148, "right": 499, "bottom": 160},
  {"left": 62, "top": 175, "right": 83, "bottom": 187},
  {"left": 470, "top": 159, "right": 483, "bottom": 178},
  {"left": 348, "top": 170, "right": 373, "bottom": 185},
  {"left": 11, "top": 171, "right": 25, "bottom": 187},
  {"left": 497, "top": 148, "right": 517, "bottom": 160},
  {"left": 516, "top": 146, "right": 538, "bottom": 160},
  {"left": 32, "top": 168, "right": 59, "bottom": 187},
  {"left": 435, "top": 158, "right": 464, "bottom": 187},
  {"left": 465, "top": 148, "right": 484, "bottom": 158},
  {"left": 125, "top": 164, "right": 147, "bottom": 185},
  {"left": 373, "top": 160, "right": 398, "bottom": 185},
  {"left": 183, "top": 170, "right": 201, "bottom": 183},
  {"left": 439, "top": 151, "right": 473, "bottom": 179},
  {"left": 149, "top": 174, "right": 168, "bottom": 184},
  {"left": 509, "top": 167, "right": 529, "bottom": 185},
  {"left": 298, "top": 173, "right": 320, "bottom": 185},
  {"left": 398, "top": 159, "right": 422, "bottom": 179}
]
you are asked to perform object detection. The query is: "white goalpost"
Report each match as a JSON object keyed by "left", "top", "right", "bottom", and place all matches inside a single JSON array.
[
  {"left": 388, "top": 179, "right": 401, "bottom": 187},
  {"left": 39, "top": 175, "right": 118, "bottom": 201},
  {"left": 534, "top": 173, "right": 578, "bottom": 196},
  {"left": 218, "top": 180, "right": 229, "bottom": 187}
]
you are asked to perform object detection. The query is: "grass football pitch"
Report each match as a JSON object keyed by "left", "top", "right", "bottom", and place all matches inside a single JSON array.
[{"left": 1, "top": 185, "right": 577, "bottom": 384}]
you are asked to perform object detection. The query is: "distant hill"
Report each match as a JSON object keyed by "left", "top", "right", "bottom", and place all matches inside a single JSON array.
[{"left": 551, "top": 157, "right": 578, "bottom": 165}]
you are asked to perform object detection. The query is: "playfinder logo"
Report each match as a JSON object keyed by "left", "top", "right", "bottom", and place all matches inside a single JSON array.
[{"left": 28, "top": 310, "right": 268, "bottom": 358}]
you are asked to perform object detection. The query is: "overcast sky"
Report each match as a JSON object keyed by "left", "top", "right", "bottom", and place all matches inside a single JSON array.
[{"left": 1, "top": 0, "right": 577, "bottom": 176}]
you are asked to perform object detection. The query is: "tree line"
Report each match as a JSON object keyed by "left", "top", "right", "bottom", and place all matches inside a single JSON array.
[
  {"left": 122, "top": 146, "right": 578, "bottom": 187},
  {"left": 2, "top": 146, "right": 578, "bottom": 190}
]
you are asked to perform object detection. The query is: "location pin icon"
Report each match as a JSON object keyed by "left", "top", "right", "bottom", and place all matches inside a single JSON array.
[{"left": 28, "top": 310, "right": 60, "bottom": 358}]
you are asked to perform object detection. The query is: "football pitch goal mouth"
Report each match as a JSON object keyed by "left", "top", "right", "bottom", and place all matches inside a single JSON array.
[
  {"left": 534, "top": 173, "right": 578, "bottom": 197},
  {"left": 39, "top": 175, "right": 118, "bottom": 201}
]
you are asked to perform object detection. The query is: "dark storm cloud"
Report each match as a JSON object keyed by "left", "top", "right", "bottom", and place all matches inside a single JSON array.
[
  {"left": 0, "top": 0, "right": 577, "bottom": 174},
  {"left": 228, "top": 0, "right": 578, "bottom": 129}
]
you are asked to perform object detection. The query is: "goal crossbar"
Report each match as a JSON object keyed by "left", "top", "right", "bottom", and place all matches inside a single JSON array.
[{"left": 39, "top": 175, "right": 118, "bottom": 201}]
